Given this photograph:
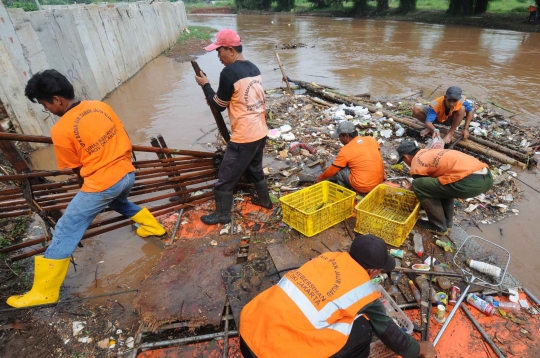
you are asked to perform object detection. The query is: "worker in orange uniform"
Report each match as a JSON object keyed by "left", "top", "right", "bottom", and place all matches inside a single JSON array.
[
  {"left": 194, "top": 29, "right": 271, "bottom": 225},
  {"left": 7, "top": 70, "right": 165, "bottom": 308},
  {"left": 396, "top": 141, "right": 493, "bottom": 235},
  {"left": 529, "top": 4, "right": 537, "bottom": 22},
  {"left": 412, "top": 86, "right": 474, "bottom": 144},
  {"left": 314, "top": 121, "right": 385, "bottom": 195},
  {"left": 239, "top": 234, "right": 437, "bottom": 358}
]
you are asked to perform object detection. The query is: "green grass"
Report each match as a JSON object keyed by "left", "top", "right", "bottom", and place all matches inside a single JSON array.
[
  {"left": 176, "top": 25, "right": 218, "bottom": 43},
  {"left": 0, "top": 216, "right": 29, "bottom": 250}
]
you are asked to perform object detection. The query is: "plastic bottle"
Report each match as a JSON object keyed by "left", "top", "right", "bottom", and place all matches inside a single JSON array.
[
  {"left": 467, "top": 293, "right": 496, "bottom": 315},
  {"left": 496, "top": 301, "right": 521, "bottom": 313},
  {"left": 415, "top": 275, "right": 439, "bottom": 304},
  {"left": 409, "top": 280, "right": 421, "bottom": 304},
  {"left": 434, "top": 264, "right": 452, "bottom": 290},
  {"left": 435, "top": 239, "right": 453, "bottom": 253},
  {"left": 413, "top": 233, "right": 424, "bottom": 258},
  {"left": 466, "top": 259, "right": 501, "bottom": 278}
]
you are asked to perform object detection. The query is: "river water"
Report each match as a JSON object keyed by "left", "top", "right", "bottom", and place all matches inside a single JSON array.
[{"left": 35, "top": 15, "right": 540, "bottom": 297}]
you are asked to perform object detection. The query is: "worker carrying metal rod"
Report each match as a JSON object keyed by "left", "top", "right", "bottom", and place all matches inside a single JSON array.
[
  {"left": 194, "top": 29, "right": 272, "bottom": 225},
  {"left": 239, "top": 234, "right": 437, "bottom": 358},
  {"left": 6, "top": 70, "right": 166, "bottom": 308}
]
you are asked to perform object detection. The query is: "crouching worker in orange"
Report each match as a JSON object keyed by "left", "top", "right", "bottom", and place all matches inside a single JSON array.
[
  {"left": 314, "top": 121, "right": 385, "bottom": 195},
  {"left": 412, "top": 86, "right": 474, "bottom": 144},
  {"left": 6, "top": 70, "right": 165, "bottom": 308},
  {"left": 239, "top": 234, "right": 437, "bottom": 358}
]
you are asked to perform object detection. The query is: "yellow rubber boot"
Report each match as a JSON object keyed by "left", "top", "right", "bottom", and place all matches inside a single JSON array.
[
  {"left": 131, "top": 207, "right": 166, "bottom": 238},
  {"left": 6, "top": 256, "right": 70, "bottom": 308}
]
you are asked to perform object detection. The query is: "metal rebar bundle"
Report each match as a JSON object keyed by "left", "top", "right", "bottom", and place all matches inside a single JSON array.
[{"left": 0, "top": 132, "right": 218, "bottom": 261}]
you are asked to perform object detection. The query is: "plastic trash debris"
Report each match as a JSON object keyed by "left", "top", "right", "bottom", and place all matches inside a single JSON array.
[
  {"left": 282, "top": 132, "right": 296, "bottom": 141},
  {"left": 72, "top": 321, "right": 86, "bottom": 336},
  {"left": 268, "top": 128, "right": 281, "bottom": 140},
  {"left": 280, "top": 124, "right": 292, "bottom": 133}
]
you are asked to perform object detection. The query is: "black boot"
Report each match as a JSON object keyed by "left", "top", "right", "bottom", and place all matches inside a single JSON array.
[
  {"left": 417, "top": 198, "right": 448, "bottom": 235},
  {"left": 201, "top": 190, "right": 233, "bottom": 225},
  {"left": 252, "top": 180, "right": 273, "bottom": 209},
  {"left": 441, "top": 198, "right": 454, "bottom": 233}
]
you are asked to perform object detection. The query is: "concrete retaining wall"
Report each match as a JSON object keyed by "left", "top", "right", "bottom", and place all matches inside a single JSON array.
[{"left": 0, "top": 1, "right": 187, "bottom": 136}]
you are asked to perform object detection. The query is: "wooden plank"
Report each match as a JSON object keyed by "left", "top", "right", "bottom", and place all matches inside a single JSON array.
[
  {"left": 267, "top": 243, "right": 305, "bottom": 278},
  {"left": 134, "top": 245, "right": 234, "bottom": 331}
]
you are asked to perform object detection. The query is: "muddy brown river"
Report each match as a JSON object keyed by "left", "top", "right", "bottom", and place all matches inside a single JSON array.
[{"left": 31, "top": 15, "right": 540, "bottom": 298}]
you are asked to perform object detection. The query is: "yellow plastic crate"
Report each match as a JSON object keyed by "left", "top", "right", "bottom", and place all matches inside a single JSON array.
[
  {"left": 280, "top": 181, "right": 356, "bottom": 237},
  {"left": 354, "top": 184, "right": 419, "bottom": 247}
]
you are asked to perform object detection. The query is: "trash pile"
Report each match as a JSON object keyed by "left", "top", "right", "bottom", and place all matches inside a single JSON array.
[
  {"left": 278, "top": 42, "right": 307, "bottom": 49},
  {"left": 261, "top": 91, "right": 528, "bottom": 224}
]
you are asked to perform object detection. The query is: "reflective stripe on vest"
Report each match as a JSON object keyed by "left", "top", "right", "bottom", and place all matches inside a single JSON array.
[{"left": 278, "top": 276, "right": 375, "bottom": 335}]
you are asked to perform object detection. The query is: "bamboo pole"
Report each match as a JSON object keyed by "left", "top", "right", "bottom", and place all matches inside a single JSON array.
[
  {"left": 0, "top": 188, "right": 23, "bottom": 196},
  {"left": 0, "top": 210, "right": 29, "bottom": 219},
  {"left": 275, "top": 53, "right": 292, "bottom": 93}
]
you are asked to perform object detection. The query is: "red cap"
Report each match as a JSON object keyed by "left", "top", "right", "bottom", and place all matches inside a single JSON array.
[{"left": 204, "top": 29, "right": 241, "bottom": 52}]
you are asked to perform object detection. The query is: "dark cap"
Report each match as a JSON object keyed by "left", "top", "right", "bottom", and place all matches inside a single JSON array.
[
  {"left": 445, "top": 86, "right": 462, "bottom": 100},
  {"left": 396, "top": 141, "right": 419, "bottom": 163},
  {"left": 331, "top": 121, "right": 357, "bottom": 138},
  {"left": 349, "top": 234, "right": 396, "bottom": 272}
]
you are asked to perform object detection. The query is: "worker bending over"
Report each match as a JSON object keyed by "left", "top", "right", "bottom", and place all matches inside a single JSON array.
[
  {"left": 397, "top": 141, "right": 493, "bottom": 235},
  {"left": 7, "top": 70, "right": 165, "bottom": 308},
  {"left": 195, "top": 29, "right": 272, "bottom": 225},
  {"left": 412, "top": 86, "right": 474, "bottom": 144},
  {"left": 240, "top": 234, "right": 437, "bottom": 358},
  {"left": 315, "top": 121, "right": 385, "bottom": 195}
]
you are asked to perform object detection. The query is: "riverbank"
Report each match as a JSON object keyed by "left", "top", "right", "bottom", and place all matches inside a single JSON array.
[{"left": 189, "top": 5, "right": 540, "bottom": 33}]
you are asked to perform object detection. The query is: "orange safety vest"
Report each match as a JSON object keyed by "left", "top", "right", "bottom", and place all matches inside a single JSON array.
[
  {"left": 430, "top": 95, "right": 466, "bottom": 123},
  {"left": 529, "top": 5, "right": 537, "bottom": 12},
  {"left": 240, "top": 252, "right": 380, "bottom": 358},
  {"left": 410, "top": 149, "right": 488, "bottom": 185}
]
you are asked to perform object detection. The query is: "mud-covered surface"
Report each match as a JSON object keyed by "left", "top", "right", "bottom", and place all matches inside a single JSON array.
[
  {"left": 0, "top": 291, "right": 141, "bottom": 358},
  {"left": 164, "top": 38, "right": 211, "bottom": 63}
]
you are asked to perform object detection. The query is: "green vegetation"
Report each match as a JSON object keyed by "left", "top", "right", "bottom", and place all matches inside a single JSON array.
[
  {"left": 227, "top": 0, "right": 535, "bottom": 14},
  {"left": 0, "top": 216, "right": 29, "bottom": 250},
  {"left": 176, "top": 25, "right": 218, "bottom": 43}
]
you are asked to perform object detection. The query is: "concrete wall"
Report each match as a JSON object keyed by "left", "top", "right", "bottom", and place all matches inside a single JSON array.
[{"left": 0, "top": 1, "right": 187, "bottom": 136}]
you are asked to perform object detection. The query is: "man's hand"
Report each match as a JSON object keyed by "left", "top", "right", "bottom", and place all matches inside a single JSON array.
[
  {"left": 418, "top": 341, "right": 437, "bottom": 358},
  {"left": 314, "top": 176, "right": 323, "bottom": 184},
  {"left": 195, "top": 70, "right": 210, "bottom": 87},
  {"left": 462, "top": 128, "right": 470, "bottom": 140}
]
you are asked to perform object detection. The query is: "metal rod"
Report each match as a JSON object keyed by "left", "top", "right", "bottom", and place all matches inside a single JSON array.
[
  {"left": 393, "top": 268, "right": 465, "bottom": 278},
  {"left": 0, "top": 169, "right": 74, "bottom": 181},
  {"left": 133, "top": 158, "right": 210, "bottom": 168},
  {"left": 433, "top": 278, "right": 475, "bottom": 346},
  {"left": 0, "top": 132, "right": 216, "bottom": 158},
  {"left": 523, "top": 287, "right": 540, "bottom": 306},
  {"left": 134, "top": 161, "right": 214, "bottom": 177},
  {"left": 9, "top": 194, "right": 214, "bottom": 260},
  {"left": 461, "top": 305, "right": 505, "bottom": 358},
  {"left": 0, "top": 210, "right": 29, "bottom": 219},
  {"left": 0, "top": 189, "right": 23, "bottom": 197},
  {"left": 423, "top": 246, "right": 434, "bottom": 341},
  {"left": 137, "top": 331, "right": 239, "bottom": 349},
  {"left": 191, "top": 60, "right": 231, "bottom": 143},
  {"left": 168, "top": 209, "right": 184, "bottom": 246},
  {"left": 223, "top": 303, "right": 230, "bottom": 358}
]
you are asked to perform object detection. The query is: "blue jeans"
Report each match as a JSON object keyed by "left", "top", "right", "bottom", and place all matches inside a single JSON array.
[{"left": 44, "top": 172, "right": 141, "bottom": 259}]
